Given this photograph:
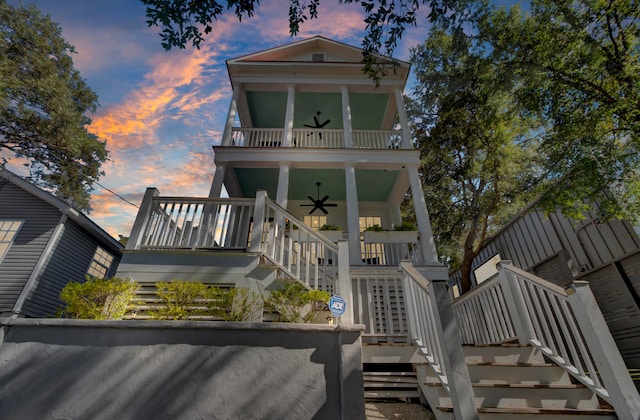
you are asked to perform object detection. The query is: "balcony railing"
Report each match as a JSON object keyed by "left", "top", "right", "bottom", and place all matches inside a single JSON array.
[{"left": 230, "top": 128, "right": 407, "bottom": 149}]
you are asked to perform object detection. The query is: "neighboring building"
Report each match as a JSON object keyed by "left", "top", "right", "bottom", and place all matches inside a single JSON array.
[
  {"left": 450, "top": 200, "right": 640, "bottom": 373},
  {"left": 0, "top": 168, "right": 123, "bottom": 318}
]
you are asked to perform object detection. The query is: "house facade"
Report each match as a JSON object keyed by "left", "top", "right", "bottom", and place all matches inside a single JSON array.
[
  {"left": 0, "top": 168, "right": 123, "bottom": 318},
  {"left": 116, "top": 37, "right": 640, "bottom": 418}
]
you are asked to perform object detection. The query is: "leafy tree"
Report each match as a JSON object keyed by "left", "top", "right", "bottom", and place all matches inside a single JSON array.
[
  {"left": 0, "top": 1, "right": 107, "bottom": 211},
  {"left": 409, "top": 18, "right": 542, "bottom": 293},
  {"left": 479, "top": 0, "right": 640, "bottom": 223}
]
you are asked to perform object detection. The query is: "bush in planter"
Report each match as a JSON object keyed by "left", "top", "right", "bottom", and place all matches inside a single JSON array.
[
  {"left": 59, "top": 276, "right": 138, "bottom": 320},
  {"left": 319, "top": 224, "right": 341, "bottom": 231},
  {"left": 209, "top": 286, "right": 263, "bottom": 322},
  {"left": 152, "top": 280, "right": 210, "bottom": 320},
  {"left": 363, "top": 224, "right": 385, "bottom": 232},
  {"left": 394, "top": 221, "right": 417, "bottom": 231},
  {"left": 265, "top": 282, "right": 330, "bottom": 323}
]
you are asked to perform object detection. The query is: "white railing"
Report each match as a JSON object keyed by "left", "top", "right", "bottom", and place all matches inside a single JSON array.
[
  {"left": 362, "top": 232, "right": 424, "bottom": 266},
  {"left": 292, "top": 128, "right": 343, "bottom": 148},
  {"left": 452, "top": 261, "right": 640, "bottom": 420},
  {"left": 256, "top": 198, "right": 339, "bottom": 292},
  {"left": 351, "top": 272, "right": 409, "bottom": 343},
  {"left": 229, "top": 127, "right": 407, "bottom": 149},
  {"left": 136, "top": 197, "right": 255, "bottom": 250},
  {"left": 231, "top": 128, "right": 284, "bottom": 147},
  {"left": 400, "top": 261, "right": 478, "bottom": 419},
  {"left": 353, "top": 130, "right": 403, "bottom": 149}
]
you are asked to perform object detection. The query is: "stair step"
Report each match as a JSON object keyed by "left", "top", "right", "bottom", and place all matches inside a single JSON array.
[
  {"left": 365, "top": 390, "right": 421, "bottom": 399},
  {"left": 436, "top": 406, "right": 617, "bottom": 419},
  {"left": 466, "top": 363, "right": 571, "bottom": 385}
]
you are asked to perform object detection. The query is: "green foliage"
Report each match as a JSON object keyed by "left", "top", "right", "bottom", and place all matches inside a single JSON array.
[
  {"left": 59, "top": 276, "right": 138, "bottom": 320},
  {"left": 208, "top": 286, "right": 263, "bottom": 322},
  {"left": 410, "top": 10, "right": 542, "bottom": 293},
  {"left": 152, "top": 281, "right": 262, "bottom": 321},
  {"left": 363, "top": 224, "right": 385, "bottom": 232},
  {"left": 152, "top": 281, "right": 210, "bottom": 320},
  {"left": 394, "top": 221, "right": 417, "bottom": 231},
  {"left": 0, "top": 1, "right": 107, "bottom": 211},
  {"left": 488, "top": 0, "right": 640, "bottom": 224},
  {"left": 117, "top": 235, "right": 129, "bottom": 246},
  {"left": 265, "top": 282, "right": 330, "bottom": 323},
  {"left": 319, "top": 223, "right": 341, "bottom": 231}
]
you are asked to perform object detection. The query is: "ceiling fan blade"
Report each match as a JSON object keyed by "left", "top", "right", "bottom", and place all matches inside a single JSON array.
[
  {"left": 303, "top": 124, "right": 315, "bottom": 128},
  {"left": 307, "top": 195, "right": 316, "bottom": 202},
  {"left": 324, "top": 203, "right": 337, "bottom": 207},
  {"left": 319, "top": 119, "right": 331, "bottom": 127},
  {"left": 319, "top": 195, "right": 330, "bottom": 203},
  {"left": 319, "top": 207, "right": 329, "bottom": 214},
  {"left": 313, "top": 116, "right": 320, "bottom": 126}
]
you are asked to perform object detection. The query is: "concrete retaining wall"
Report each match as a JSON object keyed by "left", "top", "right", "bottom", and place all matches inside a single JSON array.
[{"left": 0, "top": 318, "right": 365, "bottom": 420}]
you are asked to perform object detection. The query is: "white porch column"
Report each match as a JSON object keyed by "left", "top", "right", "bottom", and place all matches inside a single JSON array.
[
  {"left": 276, "top": 162, "right": 290, "bottom": 208},
  {"left": 341, "top": 86, "right": 353, "bottom": 148},
  {"left": 344, "top": 163, "right": 361, "bottom": 265},
  {"left": 283, "top": 85, "right": 295, "bottom": 147},
  {"left": 394, "top": 87, "right": 412, "bottom": 149},
  {"left": 407, "top": 164, "right": 439, "bottom": 264},
  {"left": 208, "top": 161, "right": 226, "bottom": 198},
  {"left": 221, "top": 84, "right": 241, "bottom": 146}
]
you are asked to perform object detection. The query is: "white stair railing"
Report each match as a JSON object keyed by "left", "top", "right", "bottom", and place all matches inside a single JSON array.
[
  {"left": 399, "top": 261, "right": 478, "bottom": 420},
  {"left": 129, "top": 191, "right": 255, "bottom": 250},
  {"left": 452, "top": 261, "right": 640, "bottom": 420}
]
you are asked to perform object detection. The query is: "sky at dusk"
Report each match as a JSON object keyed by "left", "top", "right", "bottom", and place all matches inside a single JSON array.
[{"left": 4, "top": 0, "right": 434, "bottom": 239}]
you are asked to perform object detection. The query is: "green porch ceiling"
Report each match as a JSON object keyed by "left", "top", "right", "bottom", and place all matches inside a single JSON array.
[
  {"left": 233, "top": 167, "right": 399, "bottom": 201},
  {"left": 244, "top": 91, "right": 390, "bottom": 129}
]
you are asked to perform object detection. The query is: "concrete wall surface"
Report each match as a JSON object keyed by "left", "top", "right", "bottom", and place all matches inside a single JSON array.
[{"left": 0, "top": 318, "right": 365, "bottom": 420}]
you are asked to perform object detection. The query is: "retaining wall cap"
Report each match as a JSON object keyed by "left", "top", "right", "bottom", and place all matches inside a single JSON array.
[{"left": 0, "top": 317, "right": 365, "bottom": 333}]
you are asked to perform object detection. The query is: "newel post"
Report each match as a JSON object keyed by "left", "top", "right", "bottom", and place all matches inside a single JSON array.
[
  {"left": 497, "top": 260, "right": 535, "bottom": 345},
  {"left": 567, "top": 281, "right": 640, "bottom": 420},
  {"left": 336, "top": 240, "right": 353, "bottom": 324},
  {"left": 249, "top": 190, "right": 267, "bottom": 253},
  {"left": 127, "top": 187, "right": 159, "bottom": 250}
]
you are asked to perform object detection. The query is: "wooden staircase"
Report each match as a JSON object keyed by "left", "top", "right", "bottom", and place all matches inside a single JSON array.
[{"left": 416, "top": 342, "right": 617, "bottom": 419}]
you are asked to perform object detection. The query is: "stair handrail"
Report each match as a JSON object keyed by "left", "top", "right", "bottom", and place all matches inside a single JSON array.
[
  {"left": 453, "top": 260, "right": 640, "bottom": 420},
  {"left": 399, "top": 261, "right": 478, "bottom": 420},
  {"left": 250, "top": 191, "right": 353, "bottom": 323}
]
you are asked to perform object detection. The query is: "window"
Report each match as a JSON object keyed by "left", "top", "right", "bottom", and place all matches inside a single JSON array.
[
  {"left": 311, "top": 53, "right": 325, "bottom": 62},
  {"left": 0, "top": 220, "right": 23, "bottom": 263},
  {"left": 87, "top": 246, "right": 114, "bottom": 278},
  {"left": 303, "top": 215, "right": 327, "bottom": 230},
  {"left": 359, "top": 216, "right": 382, "bottom": 232}
]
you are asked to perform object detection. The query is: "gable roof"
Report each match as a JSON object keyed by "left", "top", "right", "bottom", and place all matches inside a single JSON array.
[
  {"left": 228, "top": 35, "right": 408, "bottom": 66},
  {"left": 0, "top": 168, "right": 123, "bottom": 252}
]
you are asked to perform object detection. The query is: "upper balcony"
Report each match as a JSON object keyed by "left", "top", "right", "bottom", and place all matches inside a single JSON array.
[{"left": 229, "top": 128, "right": 408, "bottom": 149}]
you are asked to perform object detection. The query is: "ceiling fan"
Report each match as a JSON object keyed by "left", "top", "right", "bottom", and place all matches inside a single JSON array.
[
  {"left": 300, "top": 182, "right": 337, "bottom": 214},
  {"left": 304, "top": 111, "right": 331, "bottom": 139}
]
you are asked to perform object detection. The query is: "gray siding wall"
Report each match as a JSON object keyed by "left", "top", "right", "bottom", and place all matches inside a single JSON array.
[
  {"left": 452, "top": 208, "right": 640, "bottom": 287},
  {"left": 22, "top": 220, "right": 122, "bottom": 318},
  {"left": 0, "top": 181, "right": 59, "bottom": 313}
]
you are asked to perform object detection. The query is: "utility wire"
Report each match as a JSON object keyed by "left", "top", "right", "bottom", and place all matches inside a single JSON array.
[{"left": 93, "top": 180, "right": 139, "bottom": 208}]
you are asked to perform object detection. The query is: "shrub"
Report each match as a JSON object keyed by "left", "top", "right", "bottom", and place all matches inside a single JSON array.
[
  {"left": 266, "top": 282, "right": 330, "bottom": 323},
  {"left": 319, "top": 224, "right": 341, "bottom": 231},
  {"left": 394, "top": 221, "right": 417, "bottom": 231},
  {"left": 152, "top": 280, "right": 210, "bottom": 320},
  {"left": 210, "top": 287, "right": 263, "bottom": 322},
  {"left": 59, "top": 276, "right": 138, "bottom": 320},
  {"left": 363, "top": 224, "right": 385, "bottom": 232}
]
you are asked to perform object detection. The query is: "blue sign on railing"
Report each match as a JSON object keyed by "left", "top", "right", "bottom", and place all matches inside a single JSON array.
[{"left": 329, "top": 295, "right": 346, "bottom": 317}]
